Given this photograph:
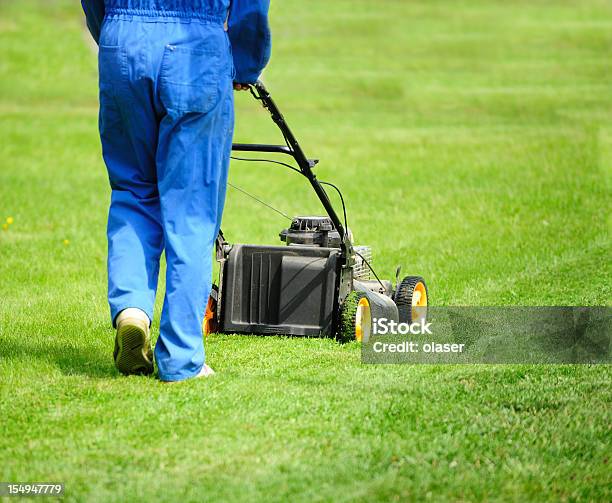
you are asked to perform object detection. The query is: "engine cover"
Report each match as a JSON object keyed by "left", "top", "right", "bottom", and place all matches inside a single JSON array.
[{"left": 279, "top": 216, "right": 342, "bottom": 248}]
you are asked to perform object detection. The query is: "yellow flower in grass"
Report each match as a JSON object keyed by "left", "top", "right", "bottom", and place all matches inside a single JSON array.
[
  {"left": 1, "top": 223, "right": 8, "bottom": 231},
  {"left": 63, "top": 239, "right": 70, "bottom": 246},
  {"left": 6, "top": 216, "right": 14, "bottom": 225}
]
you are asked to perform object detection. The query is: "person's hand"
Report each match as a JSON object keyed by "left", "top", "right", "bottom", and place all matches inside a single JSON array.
[{"left": 233, "top": 83, "right": 251, "bottom": 91}]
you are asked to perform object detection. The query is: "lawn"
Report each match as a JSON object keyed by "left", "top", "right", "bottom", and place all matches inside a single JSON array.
[{"left": 0, "top": 0, "right": 610, "bottom": 501}]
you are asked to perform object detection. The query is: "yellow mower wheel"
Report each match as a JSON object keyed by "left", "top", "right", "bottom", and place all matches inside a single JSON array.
[
  {"left": 338, "top": 292, "right": 372, "bottom": 343},
  {"left": 394, "top": 276, "right": 428, "bottom": 324}
]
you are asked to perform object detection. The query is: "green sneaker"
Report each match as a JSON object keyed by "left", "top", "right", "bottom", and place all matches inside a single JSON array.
[{"left": 113, "top": 308, "right": 154, "bottom": 376}]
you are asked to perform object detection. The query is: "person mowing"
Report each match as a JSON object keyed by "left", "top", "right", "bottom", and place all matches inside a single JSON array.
[{"left": 81, "top": 0, "right": 271, "bottom": 382}]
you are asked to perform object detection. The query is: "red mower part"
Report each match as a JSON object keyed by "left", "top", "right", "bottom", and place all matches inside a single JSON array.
[{"left": 203, "top": 285, "right": 219, "bottom": 336}]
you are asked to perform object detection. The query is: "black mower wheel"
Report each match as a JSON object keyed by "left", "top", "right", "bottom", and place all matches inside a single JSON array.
[
  {"left": 394, "top": 276, "right": 428, "bottom": 324},
  {"left": 338, "top": 291, "right": 372, "bottom": 343}
]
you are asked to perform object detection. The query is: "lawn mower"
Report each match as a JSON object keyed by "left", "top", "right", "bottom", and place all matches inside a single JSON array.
[{"left": 204, "top": 82, "right": 428, "bottom": 342}]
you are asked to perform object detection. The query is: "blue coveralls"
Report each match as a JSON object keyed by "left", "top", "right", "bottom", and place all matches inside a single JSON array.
[{"left": 82, "top": 0, "right": 271, "bottom": 381}]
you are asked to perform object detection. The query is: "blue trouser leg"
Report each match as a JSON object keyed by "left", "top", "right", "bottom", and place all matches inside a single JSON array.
[
  {"left": 99, "top": 44, "right": 164, "bottom": 326},
  {"left": 99, "top": 16, "right": 234, "bottom": 381},
  {"left": 154, "top": 77, "right": 234, "bottom": 381}
]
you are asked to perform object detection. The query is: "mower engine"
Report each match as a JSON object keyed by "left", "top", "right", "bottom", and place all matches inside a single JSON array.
[
  {"left": 280, "top": 216, "right": 392, "bottom": 295},
  {"left": 280, "top": 216, "right": 341, "bottom": 248}
]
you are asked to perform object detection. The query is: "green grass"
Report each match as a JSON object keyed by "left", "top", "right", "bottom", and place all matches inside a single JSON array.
[{"left": 0, "top": 0, "right": 610, "bottom": 501}]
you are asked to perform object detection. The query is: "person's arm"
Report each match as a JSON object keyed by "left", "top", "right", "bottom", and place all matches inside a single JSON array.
[
  {"left": 81, "top": 0, "right": 105, "bottom": 45},
  {"left": 228, "top": 0, "right": 271, "bottom": 85}
]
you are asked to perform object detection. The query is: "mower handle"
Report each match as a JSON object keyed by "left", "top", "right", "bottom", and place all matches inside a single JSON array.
[
  {"left": 231, "top": 81, "right": 353, "bottom": 261},
  {"left": 232, "top": 143, "right": 293, "bottom": 156}
]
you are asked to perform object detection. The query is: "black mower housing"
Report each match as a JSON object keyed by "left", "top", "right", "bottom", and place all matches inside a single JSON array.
[{"left": 219, "top": 244, "right": 340, "bottom": 336}]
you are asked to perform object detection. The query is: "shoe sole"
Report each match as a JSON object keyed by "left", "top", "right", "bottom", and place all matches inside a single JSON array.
[{"left": 114, "top": 318, "right": 153, "bottom": 376}]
